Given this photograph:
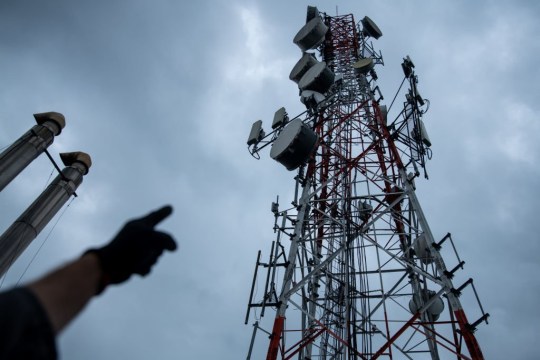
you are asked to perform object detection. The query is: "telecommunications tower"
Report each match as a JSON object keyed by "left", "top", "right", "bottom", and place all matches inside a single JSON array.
[{"left": 245, "top": 6, "right": 488, "bottom": 360}]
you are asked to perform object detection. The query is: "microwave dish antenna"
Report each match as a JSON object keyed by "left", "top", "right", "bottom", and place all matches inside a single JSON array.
[
  {"left": 270, "top": 119, "right": 318, "bottom": 170},
  {"left": 293, "top": 16, "right": 328, "bottom": 51},
  {"left": 361, "top": 15, "right": 383, "bottom": 39},
  {"left": 298, "top": 62, "right": 335, "bottom": 93},
  {"left": 289, "top": 53, "right": 319, "bottom": 83}
]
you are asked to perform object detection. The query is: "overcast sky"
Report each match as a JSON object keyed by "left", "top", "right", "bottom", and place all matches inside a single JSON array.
[{"left": 0, "top": 0, "right": 538, "bottom": 359}]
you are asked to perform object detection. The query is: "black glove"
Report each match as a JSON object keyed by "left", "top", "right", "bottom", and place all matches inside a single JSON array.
[{"left": 86, "top": 205, "right": 177, "bottom": 294}]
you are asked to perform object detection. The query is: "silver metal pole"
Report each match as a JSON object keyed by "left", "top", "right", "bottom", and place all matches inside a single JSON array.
[
  {"left": 0, "top": 112, "right": 65, "bottom": 192},
  {"left": 0, "top": 151, "right": 91, "bottom": 277}
]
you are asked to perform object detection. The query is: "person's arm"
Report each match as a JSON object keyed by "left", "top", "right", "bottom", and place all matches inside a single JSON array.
[
  {"left": 28, "top": 253, "right": 102, "bottom": 334},
  {"left": 27, "top": 205, "right": 176, "bottom": 335}
]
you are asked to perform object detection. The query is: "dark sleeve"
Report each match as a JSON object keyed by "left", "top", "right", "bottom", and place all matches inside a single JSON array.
[{"left": 0, "top": 287, "right": 57, "bottom": 360}]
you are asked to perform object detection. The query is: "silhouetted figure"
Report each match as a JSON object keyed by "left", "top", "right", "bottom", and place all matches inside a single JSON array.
[{"left": 0, "top": 205, "right": 176, "bottom": 359}]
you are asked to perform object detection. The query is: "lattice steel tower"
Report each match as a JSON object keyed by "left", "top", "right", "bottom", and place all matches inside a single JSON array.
[{"left": 245, "top": 7, "right": 488, "bottom": 360}]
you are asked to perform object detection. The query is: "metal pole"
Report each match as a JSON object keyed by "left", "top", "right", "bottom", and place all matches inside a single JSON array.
[
  {"left": 0, "top": 112, "right": 65, "bottom": 192},
  {"left": 246, "top": 321, "right": 259, "bottom": 360},
  {"left": 0, "top": 151, "right": 91, "bottom": 277}
]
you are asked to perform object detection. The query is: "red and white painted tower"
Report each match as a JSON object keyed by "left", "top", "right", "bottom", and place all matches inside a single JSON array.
[{"left": 246, "top": 7, "right": 488, "bottom": 359}]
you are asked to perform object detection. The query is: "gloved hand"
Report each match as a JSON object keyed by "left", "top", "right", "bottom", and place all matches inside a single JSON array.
[{"left": 86, "top": 205, "right": 177, "bottom": 294}]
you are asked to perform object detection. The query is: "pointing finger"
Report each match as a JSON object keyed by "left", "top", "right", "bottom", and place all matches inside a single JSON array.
[{"left": 141, "top": 205, "right": 173, "bottom": 227}]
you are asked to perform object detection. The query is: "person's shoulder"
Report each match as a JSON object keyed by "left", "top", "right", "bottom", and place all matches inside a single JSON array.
[{"left": 0, "top": 287, "right": 58, "bottom": 360}]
